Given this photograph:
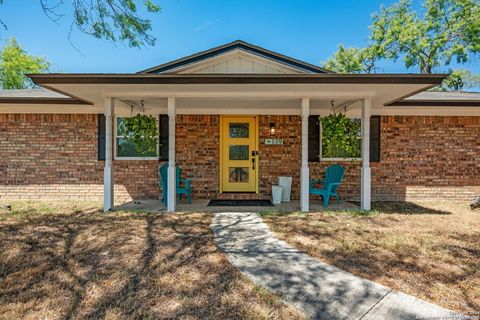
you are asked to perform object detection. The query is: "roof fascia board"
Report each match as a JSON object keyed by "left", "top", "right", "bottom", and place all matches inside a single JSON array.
[
  {"left": 0, "top": 97, "right": 90, "bottom": 105},
  {"left": 28, "top": 74, "right": 448, "bottom": 85},
  {"left": 137, "top": 40, "right": 331, "bottom": 74},
  {"left": 387, "top": 100, "right": 480, "bottom": 107}
]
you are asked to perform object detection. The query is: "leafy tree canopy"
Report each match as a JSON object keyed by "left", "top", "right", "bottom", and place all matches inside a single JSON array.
[
  {"left": 370, "top": 0, "right": 480, "bottom": 73},
  {"left": 0, "top": 0, "right": 160, "bottom": 48},
  {"left": 0, "top": 38, "right": 50, "bottom": 89},
  {"left": 324, "top": 0, "right": 480, "bottom": 92},
  {"left": 437, "top": 69, "right": 480, "bottom": 91},
  {"left": 323, "top": 45, "right": 381, "bottom": 73}
]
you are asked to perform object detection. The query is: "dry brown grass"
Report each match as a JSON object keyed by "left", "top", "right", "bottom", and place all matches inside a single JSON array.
[
  {"left": 0, "top": 201, "right": 301, "bottom": 320},
  {"left": 263, "top": 201, "right": 480, "bottom": 313}
]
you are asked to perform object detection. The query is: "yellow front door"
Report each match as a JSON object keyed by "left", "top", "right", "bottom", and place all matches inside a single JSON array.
[{"left": 221, "top": 116, "right": 258, "bottom": 192}]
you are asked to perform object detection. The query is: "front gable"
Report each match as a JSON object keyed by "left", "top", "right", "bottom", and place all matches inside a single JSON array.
[
  {"left": 139, "top": 40, "right": 331, "bottom": 74},
  {"left": 175, "top": 50, "right": 305, "bottom": 74}
]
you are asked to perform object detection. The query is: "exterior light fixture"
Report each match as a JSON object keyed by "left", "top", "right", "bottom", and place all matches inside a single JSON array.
[{"left": 270, "top": 122, "right": 276, "bottom": 136}]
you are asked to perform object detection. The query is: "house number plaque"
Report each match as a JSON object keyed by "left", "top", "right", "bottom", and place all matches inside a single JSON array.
[{"left": 264, "top": 138, "right": 284, "bottom": 145}]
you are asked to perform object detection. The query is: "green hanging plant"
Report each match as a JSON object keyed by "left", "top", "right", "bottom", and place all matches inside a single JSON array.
[
  {"left": 320, "top": 113, "right": 361, "bottom": 158},
  {"left": 122, "top": 114, "right": 159, "bottom": 157}
]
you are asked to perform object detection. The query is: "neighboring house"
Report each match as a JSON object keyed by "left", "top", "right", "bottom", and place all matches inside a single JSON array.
[{"left": 0, "top": 40, "right": 479, "bottom": 212}]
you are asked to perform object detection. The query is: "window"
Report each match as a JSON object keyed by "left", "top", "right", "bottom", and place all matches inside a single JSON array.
[
  {"left": 320, "top": 118, "right": 361, "bottom": 160},
  {"left": 115, "top": 117, "right": 158, "bottom": 159}
]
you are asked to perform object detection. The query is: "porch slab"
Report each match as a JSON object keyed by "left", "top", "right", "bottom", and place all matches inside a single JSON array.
[{"left": 114, "top": 199, "right": 358, "bottom": 213}]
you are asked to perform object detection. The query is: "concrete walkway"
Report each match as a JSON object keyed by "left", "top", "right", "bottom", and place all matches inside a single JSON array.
[{"left": 211, "top": 212, "right": 460, "bottom": 320}]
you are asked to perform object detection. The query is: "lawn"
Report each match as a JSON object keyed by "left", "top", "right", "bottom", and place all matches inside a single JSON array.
[
  {"left": 262, "top": 201, "right": 480, "bottom": 313},
  {"left": 0, "top": 201, "right": 301, "bottom": 320}
]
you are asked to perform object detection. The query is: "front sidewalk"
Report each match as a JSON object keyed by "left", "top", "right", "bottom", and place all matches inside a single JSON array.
[{"left": 211, "top": 211, "right": 460, "bottom": 320}]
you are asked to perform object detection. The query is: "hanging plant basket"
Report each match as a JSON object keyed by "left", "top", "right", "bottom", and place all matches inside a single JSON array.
[
  {"left": 122, "top": 114, "right": 159, "bottom": 157},
  {"left": 320, "top": 113, "right": 361, "bottom": 158}
]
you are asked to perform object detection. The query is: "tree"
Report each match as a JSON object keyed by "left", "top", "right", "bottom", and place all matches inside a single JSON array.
[
  {"left": 370, "top": 0, "right": 480, "bottom": 73},
  {"left": 323, "top": 45, "right": 382, "bottom": 73},
  {"left": 0, "top": 38, "right": 50, "bottom": 89},
  {"left": 0, "top": 0, "right": 160, "bottom": 48},
  {"left": 324, "top": 45, "right": 364, "bottom": 73},
  {"left": 438, "top": 69, "right": 480, "bottom": 91}
]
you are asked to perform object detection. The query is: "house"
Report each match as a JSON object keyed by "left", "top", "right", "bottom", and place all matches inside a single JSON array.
[{"left": 0, "top": 40, "right": 479, "bottom": 212}]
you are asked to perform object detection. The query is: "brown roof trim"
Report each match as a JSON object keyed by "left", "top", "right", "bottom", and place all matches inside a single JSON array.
[
  {"left": 0, "top": 97, "right": 91, "bottom": 105},
  {"left": 137, "top": 40, "right": 333, "bottom": 74},
  {"left": 28, "top": 73, "right": 447, "bottom": 85},
  {"left": 387, "top": 100, "right": 480, "bottom": 107}
]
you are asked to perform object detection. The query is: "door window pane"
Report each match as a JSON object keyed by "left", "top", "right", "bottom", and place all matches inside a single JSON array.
[
  {"left": 229, "top": 167, "right": 249, "bottom": 183},
  {"left": 229, "top": 145, "right": 249, "bottom": 160},
  {"left": 229, "top": 123, "right": 249, "bottom": 138}
]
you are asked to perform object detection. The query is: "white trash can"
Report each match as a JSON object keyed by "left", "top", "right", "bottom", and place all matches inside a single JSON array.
[
  {"left": 272, "top": 185, "right": 283, "bottom": 205},
  {"left": 278, "top": 176, "right": 293, "bottom": 202}
]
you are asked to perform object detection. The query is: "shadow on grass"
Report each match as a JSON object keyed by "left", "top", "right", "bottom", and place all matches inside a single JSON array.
[
  {"left": 263, "top": 203, "right": 479, "bottom": 311},
  {"left": 260, "top": 209, "right": 376, "bottom": 218},
  {"left": 348, "top": 201, "right": 453, "bottom": 215},
  {"left": 316, "top": 231, "right": 479, "bottom": 311},
  {"left": 0, "top": 209, "right": 296, "bottom": 319}
]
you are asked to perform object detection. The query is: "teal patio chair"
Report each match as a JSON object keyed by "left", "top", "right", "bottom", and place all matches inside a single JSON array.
[
  {"left": 159, "top": 163, "right": 192, "bottom": 207},
  {"left": 309, "top": 164, "right": 345, "bottom": 208}
]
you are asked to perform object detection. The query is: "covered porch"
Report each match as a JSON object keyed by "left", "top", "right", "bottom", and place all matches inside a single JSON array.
[
  {"left": 28, "top": 73, "right": 445, "bottom": 213},
  {"left": 102, "top": 94, "right": 373, "bottom": 213}
]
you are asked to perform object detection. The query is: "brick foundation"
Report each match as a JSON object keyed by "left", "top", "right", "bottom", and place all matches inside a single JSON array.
[{"left": 0, "top": 113, "right": 479, "bottom": 202}]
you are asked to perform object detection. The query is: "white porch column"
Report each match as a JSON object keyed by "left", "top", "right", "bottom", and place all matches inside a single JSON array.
[
  {"left": 104, "top": 97, "right": 114, "bottom": 212},
  {"left": 167, "top": 97, "right": 176, "bottom": 212},
  {"left": 300, "top": 98, "right": 310, "bottom": 212},
  {"left": 361, "top": 98, "right": 372, "bottom": 211}
]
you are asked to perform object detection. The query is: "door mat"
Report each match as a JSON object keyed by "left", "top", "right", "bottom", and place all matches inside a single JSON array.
[{"left": 207, "top": 199, "right": 274, "bottom": 207}]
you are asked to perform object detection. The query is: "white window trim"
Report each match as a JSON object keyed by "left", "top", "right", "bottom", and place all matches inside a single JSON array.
[
  {"left": 319, "top": 117, "right": 362, "bottom": 162},
  {"left": 114, "top": 115, "right": 160, "bottom": 161},
  {"left": 320, "top": 157, "right": 362, "bottom": 162}
]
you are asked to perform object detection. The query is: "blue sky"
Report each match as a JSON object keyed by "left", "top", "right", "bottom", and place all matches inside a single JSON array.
[{"left": 0, "top": 0, "right": 478, "bottom": 74}]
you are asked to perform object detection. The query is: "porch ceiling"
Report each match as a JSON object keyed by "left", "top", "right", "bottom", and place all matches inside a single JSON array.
[{"left": 115, "top": 97, "right": 374, "bottom": 116}]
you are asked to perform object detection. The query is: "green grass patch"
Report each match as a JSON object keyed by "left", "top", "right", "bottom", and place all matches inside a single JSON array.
[
  {"left": 323, "top": 209, "right": 379, "bottom": 217},
  {"left": 261, "top": 209, "right": 377, "bottom": 218},
  {"left": 0, "top": 200, "right": 102, "bottom": 221},
  {"left": 259, "top": 210, "right": 307, "bottom": 217}
]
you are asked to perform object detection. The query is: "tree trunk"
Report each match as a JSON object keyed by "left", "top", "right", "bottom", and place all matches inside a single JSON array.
[{"left": 420, "top": 64, "right": 433, "bottom": 74}]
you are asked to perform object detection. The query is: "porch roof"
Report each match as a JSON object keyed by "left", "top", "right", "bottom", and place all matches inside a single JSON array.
[
  {"left": 29, "top": 73, "right": 446, "bottom": 85},
  {"left": 0, "top": 87, "right": 89, "bottom": 105},
  {"left": 387, "top": 91, "right": 480, "bottom": 107},
  {"left": 26, "top": 73, "right": 446, "bottom": 109}
]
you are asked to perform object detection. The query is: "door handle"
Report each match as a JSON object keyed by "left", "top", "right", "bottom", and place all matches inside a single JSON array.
[{"left": 252, "top": 156, "right": 255, "bottom": 170}]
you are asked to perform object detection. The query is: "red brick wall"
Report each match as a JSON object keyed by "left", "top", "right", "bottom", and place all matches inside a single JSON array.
[
  {"left": 0, "top": 114, "right": 160, "bottom": 202},
  {"left": 372, "top": 116, "right": 480, "bottom": 200},
  {"left": 258, "top": 115, "right": 301, "bottom": 199},
  {"left": 311, "top": 116, "right": 480, "bottom": 201},
  {"left": 1, "top": 114, "right": 479, "bottom": 202},
  {"left": 175, "top": 115, "right": 220, "bottom": 199}
]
